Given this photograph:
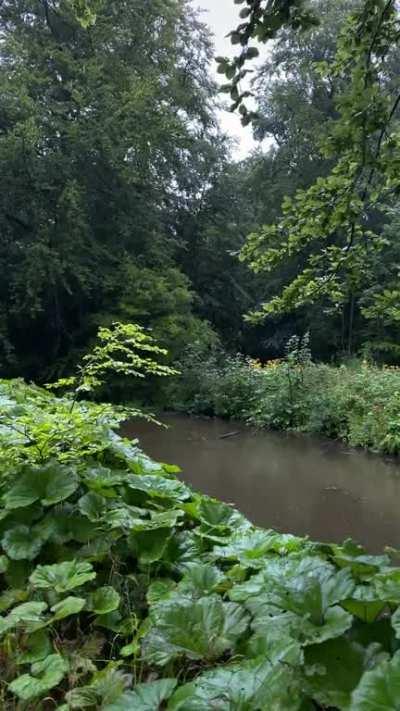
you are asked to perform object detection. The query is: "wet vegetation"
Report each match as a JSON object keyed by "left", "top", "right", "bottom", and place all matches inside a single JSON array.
[
  {"left": 2, "top": 0, "right": 400, "bottom": 707},
  {"left": 171, "top": 338, "right": 400, "bottom": 455},
  {"left": 2, "top": 378, "right": 400, "bottom": 709}
]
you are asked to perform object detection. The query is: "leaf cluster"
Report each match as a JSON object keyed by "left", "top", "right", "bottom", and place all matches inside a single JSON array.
[{"left": 1, "top": 381, "right": 400, "bottom": 707}]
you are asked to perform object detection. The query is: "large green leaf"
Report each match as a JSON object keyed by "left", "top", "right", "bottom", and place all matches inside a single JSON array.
[
  {"left": 374, "top": 570, "right": 400, "bottom": 603},
  {"left": 4, "top": 462, "right": 79, "bottom": 509},
  {"left": 9, "top": 654, "right": 68, "bottom": 701},
  {"left": 66, "top": 663, "right": 131, "bottom": 708},
  {"left": 142, "top": 594, "right": 249, "bottom": 665},
  {"left": 126, "top": 473, "right": 191, "bottom": 501},
  {"left": 168, "top": 658, "right": 304, "bottom": 710},
  {"left": 230, "top": 556, "right": 354, "bottom": 625},
  {"left": 213, "top": 529, "right": 310, "bottom": 568},
  {"left": 87, "top": 586, "right": 120, "bottom": 615},
  {"left": 30, "top": 560, "right": 96, "bottom": 593},
  {"left": 17, "top": 629, "right": 52, "bottom": 664},
  {"left": 342, "top": 585, "right": 386, "bottom": 623},
  {"left": 0, "top": 588, "right": 28, "bottom": 613},
  {"left": 179, "top": 563, "right": 225, "bottom": 597},
  {"left": 330, "top": 540, "right": 389, "bottom": 578},
  {"left": 78, "top": 492, "right": 111, "bottom": 521},
  {"left": 104, "top": 679, "right": 177, "bottom": 710},
  {"left": 391, "top": 606, "right": 400, "bottom": 639},
  {"left": 249, "top": 598, "right": 353, "bottom": 647},
  {"left": 50, "top": 596, "right": 86, "bottom": 621},
  {"left": 83, "top": 466, "right": 127, "bottom": 492},
  {"left": 304, "top": 638, "right": 387, "bottom": 710},
  {"left": 2, "top": 525, "right": 44, "bottom": 560},
  {"left": 130, "top": 528, "right": 173, "bottom": 565},
  {"left": 0, "top": 601, "right": 48, "bottom": 635},
  {"left": 351, "top": 651, "right": 400, "bottom": 709}
]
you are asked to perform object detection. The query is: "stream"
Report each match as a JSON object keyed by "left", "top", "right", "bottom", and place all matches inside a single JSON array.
[{"left": 126, "top": 414, "right": 400, "bottom": 553}]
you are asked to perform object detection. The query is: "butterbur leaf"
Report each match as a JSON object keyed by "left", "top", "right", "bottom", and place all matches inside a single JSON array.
[
  {"left": 83, "top": 466, "right": 126, "bottom": 491},
  {"left": 51, "top": 596, "right": 86, "bottom": 621},
  {"left": 179, "top": 563, "right": 225, "bottom": 596},
  {"left": 343, "top": 585, "right": 386, "bottom": 623},
  {"left": 214, "top": 528, "right": 308, "bottom": 566},
  {"left": 104, "top": 678, "right": 177, "bottom": 710},
  {"left": 130, "top": 528, "right": 172, "bottom": 565},
  {"left": 0, "top": 601, "right": 47, "bottom": 635},
  {"left": 374, "top": 570, "right": 400, "bottom": 602},
  {"left": 87, "top": 587, "right": 120, "bottom": 614},
  {"left": 78, "top": 491, "right": 110, "bottom": 521},
  {"left": 230, "top": 556, "right": 352, "bottom": 622},
  {"left": 4, "top": 462, "right": 78, "bottom": 509},
  {"left": 30, "top": 560, "right": 96, "bottom": 593},
  {"left": 0, "top": 588, "right": 27, "bottom": 613},
  {"left": 168, "top": 658, "right": 303, "bottom": 710},
  {"left": 304, "top": 638, "right": 378, "bottom": 709},
  {"left": 0, "top": 554, "right": 8, "bottom": 573},
  {"left": 351, "top": 651, "right": 400, "bottom": 709},
  {"left": 2, "top": 525, "right": 44, "bottom": 560},
  {"left": 66, "top": 663, "right": 131, "bottom": 708},
  {"left": 9, "top": 653, "right": 68, "bottom": 701},
  {"left": 126, "top": 473, "right": 191, "bottom": 501},
  {"left": 146, "top": 579, "right": 176, "bottom": 606},
  {"left": 249, "top": 598, "right": 353, "bottom": 647},
  {"left": 246, "top": 633, "right": 303, "bottom": 667},
  {"left": 130, "top": 509, "right": 183, "bottom": 531},
  {"left": 17, "top": 629, "right": 52, "bottom": 664},
  {"left": 142, "top": 594, "right": 249, "bottom": 665}
]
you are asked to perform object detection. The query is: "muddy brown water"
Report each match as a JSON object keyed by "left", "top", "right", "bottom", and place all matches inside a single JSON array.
[{"left": 125, "top": 414, "right": 400, "bottom": 553}]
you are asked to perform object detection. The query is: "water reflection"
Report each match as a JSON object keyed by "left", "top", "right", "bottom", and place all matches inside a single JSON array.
[{"left": 125, "top": 415, "right": 400, "bottom": 552}]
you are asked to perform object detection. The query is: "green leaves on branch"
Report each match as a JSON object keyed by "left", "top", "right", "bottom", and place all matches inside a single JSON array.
[
  {"left": 49, "top": 322, "right": 178, "bottom": 396},
  {"left": 239, "top": 0, "right": 400, "bottom": 322},
  {"left": 217, "top": 0, "right": 318, "bottom": 123}
]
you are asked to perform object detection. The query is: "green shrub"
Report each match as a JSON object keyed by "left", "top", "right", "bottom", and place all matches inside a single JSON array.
[{"left": 173, "top": 348, "right": 400, "bottom": 454}]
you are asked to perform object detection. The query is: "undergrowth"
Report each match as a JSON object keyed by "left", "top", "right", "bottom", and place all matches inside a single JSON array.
[
  {"left": 1, "top": 379, "right": 400, "bottom": 708},
  {"left": 170, "top": 342, "right": 400, "bottom": 455}
]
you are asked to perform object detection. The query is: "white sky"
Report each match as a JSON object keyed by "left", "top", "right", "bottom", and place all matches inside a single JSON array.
[{"left": 192, "top": 0, "right": 259, "bottom": 158}]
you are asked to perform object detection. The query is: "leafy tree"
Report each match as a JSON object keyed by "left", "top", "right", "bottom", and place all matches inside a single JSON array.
[
  {"left": 223, "top": 0, "right": 400, "bottom": 356},
  {"left": 0, "top": 0, "right": 220, "bottom": 378}
]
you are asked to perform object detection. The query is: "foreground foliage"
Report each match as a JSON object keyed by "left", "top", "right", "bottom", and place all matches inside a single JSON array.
[
  {"left": 1, "top": 381, "right": 400, "bottom": 708},
  {"left": 171, "top": 344, "right": 400, "bottom": 455}
]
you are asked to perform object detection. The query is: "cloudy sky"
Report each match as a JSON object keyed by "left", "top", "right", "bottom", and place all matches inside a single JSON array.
[{"left": 193, "top": 0, "right": 258, "bottom": 157}]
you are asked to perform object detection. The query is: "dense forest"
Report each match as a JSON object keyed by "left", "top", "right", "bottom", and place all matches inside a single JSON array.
[
  {"left": 2, "top": 0, "right": 400, "bottom": 383},
  {"left": 4, "top": 1, "right": 400, "bottom": 708}
]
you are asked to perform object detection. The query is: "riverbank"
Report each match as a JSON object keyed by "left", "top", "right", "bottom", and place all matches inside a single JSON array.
[
  {"left": 130, "top": 414, "right": 400, "bottom": 552},
  {"left": 167, "top": 352, "right": 400, "bottom": 455},
  {"left": 3, "top": 378, "right": 400, "bottom": 708}
]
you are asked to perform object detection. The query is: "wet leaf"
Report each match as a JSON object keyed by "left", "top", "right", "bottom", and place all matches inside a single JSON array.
[
  {"left": 4, "top": 463, "right": 79, "bottom": 509},
  {"left": 351, "top": 651, "right": 400, "bottom": 709},
  {"left": 0, "top": 601, "right": 48, "bottom": 635},
  {"left": 142, "top": 594, "right": 249, "bottom": 665},
  {"left": 2, "top": 525, "right": 44, "bottom": 560},
  {"left": 30, "top": 560, "right": 96, "bottom": 593},
  {"left": 104, "top": 678, "right": 177, "bottom": 710},
  {"left": 51, "top": 596, "right": 86, "bottom": 621},
  {"left": 9, "top": 654, "right": 68, "bottom": 701},
  {"left": 168, "top": 658, "right": 303, "bottom": 710},
  {"left": 87, "top": 586, "right": 120, "bottom": 614}
]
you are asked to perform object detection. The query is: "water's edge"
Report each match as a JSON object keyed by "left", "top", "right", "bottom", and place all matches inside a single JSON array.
[{"left": 125, "top": 414, "right": 400, "bottom": 553}]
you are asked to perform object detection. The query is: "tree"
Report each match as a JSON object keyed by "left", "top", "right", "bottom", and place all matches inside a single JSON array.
[
  {"left": 0, "top": 0, "right": 220, "bottom": 378},
  {"left": 222, "top": 0, "right": 400, "bottom": 355}
]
